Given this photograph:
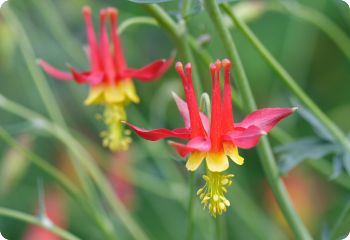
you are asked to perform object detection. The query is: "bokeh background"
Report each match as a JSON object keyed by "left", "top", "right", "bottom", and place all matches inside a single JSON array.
[{"left": 0, "top": 0, "right": 350, "bottom": 239}]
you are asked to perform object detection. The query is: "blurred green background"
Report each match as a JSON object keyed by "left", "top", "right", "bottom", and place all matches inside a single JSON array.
[{"left": 0, "top": 0, "right": 350, "bottom": 239}]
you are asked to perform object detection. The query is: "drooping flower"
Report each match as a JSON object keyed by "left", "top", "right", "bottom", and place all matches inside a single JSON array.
[
  {"left": 39, "top": 6, "right": 173, "bottom": 151},
  {"left": 126, "top": 59, "right": 296, "bottom": 216}
]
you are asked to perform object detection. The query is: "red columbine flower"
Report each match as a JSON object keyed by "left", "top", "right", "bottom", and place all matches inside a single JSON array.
[
  {"left": 39, "top": 6, "right": 173, "bottom": 151},
  {"left": 126, "top": 59, "right": 296, "bottom": 216}
]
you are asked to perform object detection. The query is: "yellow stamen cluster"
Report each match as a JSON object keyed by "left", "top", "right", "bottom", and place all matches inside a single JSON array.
[
  {"left": 99, "top": 104, "right": 131, "bottom": 151},
  {"left": 197, "top": 171, "right": 234, "bottom": 217}
]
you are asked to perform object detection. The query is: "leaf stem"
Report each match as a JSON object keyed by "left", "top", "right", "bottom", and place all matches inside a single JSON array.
[
  {"left": 0, "top": 95, "right": 149, "bottom": 240},
  {"left": 272, "top": 1, "right": 350, "bottom": 62},
  {"left": 203, "top": 0, "right": 312, "bottom": 239},
  {"left": 330, "top": 198, "right": 350, "bottom": 239},
  {"left": 181, "top": 0, "right": 192, "bottom": 19},
  {"left": 0, "top": 207, "right": 80, "bottom": 240},
  {"left": 186, "top": 172, "right": 195, "bottom": 240},
  {"left": 145, "top": 4, "right": 203, "bottom": 93},
  {"left": 0, "top": 128, "right": 117, "bottom": 240},
  {"left": 222, "top": 3, "right": 350, "bottom": 156}
]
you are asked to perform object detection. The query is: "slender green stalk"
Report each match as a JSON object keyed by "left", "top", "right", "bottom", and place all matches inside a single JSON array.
[
  {"left": 330, "top": 199, "right": 350, "bottom": 239},
  {"left": 215, "top": 217, "right": 222, "bottom": 240},
  {"left": 119, "top": 17, "right": 158, "bottom": 34},
  {"left": 272, "top": 1, "right": 350, "bottom": 62},
  {"left": 2, "top": 4, "right": 97, "bottom": 206},
  {"left": 0, "top": 207, "right": 80, "bottom": 240},
  {"left": 0, "top": 128, "right": 80, "bottom": 198},
  {"left": 181, "top": 0, "right": 192, "bottom": 19},
  {"left": 0, "top": 95, "right": 149, "bottom": 240},
  {"left": 307, "top": 160, "right": 350, "bottom": 190},
  {"left": 2, "top": 7, "right": 65, "bottom": 124},
  {"left": 222, "top": 3, "right": 350, "bottom": 157},
  {"left": 203, "top": 0, "right": 312, "bottom": 239},
  {"left": 186, "top": 172, "right": 195, "bottom": 240},
  {"left": 2, "top": 6, "right": 118, "bottom": 239},
  {"left": 145, "top": 4, "right": 202, "bottom": 93},
  {"left": 37, "top": 0, "right": 85, "bottom": 65},
  {"left": 0, "top": 128, "right": 117, "bottom": 240}
]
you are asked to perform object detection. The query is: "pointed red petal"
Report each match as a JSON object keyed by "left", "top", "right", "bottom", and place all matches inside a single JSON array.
[
  {"left": 172, "top": 92, "right": 209, "bottom": 133},
  {"left": 100, "top": 9, "right": 115, "bottom": 83},
  {"left": 236, "top": 108, "right": 296, "bottom": 133},
  {"left": 109, "top": 8, "right": 127, "bottom": 76},
  {"left": 124, "top": 56, "right": 173, "bottom": 82},
  {"left": 125, "top": 122, "right": 190, "bottom": 141},
  {"left": 69, "top": 67, "right": 88, "bottom": 84},
  {"left": 223, "top": 125, "right": 264, "bottom": 149},
  {"left": 169, "top": 142, "right": 192, "bottom": 157},
  {"left": 187, "top": 137, "right": 211, "bottom": 152},
  {"left": 209, "top": 60, "right": 222, "bottom": 151},
  {"left": 83, "top": 6, "right": 101, "bottom": 72},
  {"left": 38, "top": 60, "right": 73, "bottom": 80},
  {"left": 169, "top": 137, "right": 211, "bottom": 157},
  {"left": 175, "top": 62, "right": 206, "bottom": 138},
  {"left": 69, "top": 67, "right": 103, "bottom": 85},
  {"left": 221, "top": 59, "right": 234, "bottom": 132}
]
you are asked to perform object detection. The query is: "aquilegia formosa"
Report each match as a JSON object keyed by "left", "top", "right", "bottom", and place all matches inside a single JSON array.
[
  {"left": 126, "top": 59, "right": 296, "bottom": 216},
  {"left": 39, "top": 6, "right": 172, "bottom": 151}
]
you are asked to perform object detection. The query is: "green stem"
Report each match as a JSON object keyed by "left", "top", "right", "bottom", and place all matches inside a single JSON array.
[
  {"left": 2, "top": 4, "right": 96, "bottom": 205},
  {"left": 2, "top": 7, "right": 65, "bottom": 124},
  {"left": 145, "top": 4, "right": 202, "bottom": 93},
  {"left": 269, "top": 128, "right": 350, "bottom": 191},
  {"left": 203, "top": 0, "right": 312, "bottom": 239},
  {"left": 2, "top": 6, "right": 117, "bottom": 238},
  {"left": 0, "top": 128, "right": 116, "bottom": 240},
  {"left": 0, "top": 207, "right": 80, "bottom": 240},
  {"left": 215, "top": 217, "right": 222, "bottom": 240},
  {"left": 181, "top": 0, "right": 192, "bottom": 19},
  {"left": 186, "top": 172, "right": 195, "bottom": 240},
  {"left": 330, "top": 199, "right": 350, "bottom": 240},
  {"left": 222, "top": 3, "right": 350, "bottom": 156},
  {"left": 0, "top": 128, "right": 80, "bottom": 199},
  {"left": 0, "top": 96, "right": 149, "bottom": 240},
  {"left": 37, "top": 0, "right": 85, "bottom": 65},
  {"left": 272, "top": 1, "right": 350, "bottom": 62},
  {"left": 119, "top": 17, "right": 158, "bottom": 34}
]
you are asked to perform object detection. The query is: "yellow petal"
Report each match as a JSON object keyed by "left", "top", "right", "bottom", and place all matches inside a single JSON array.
[
  {"left": 224, "top": 144, "right": 244, "bottom": 165},
  {"left": 104, "top": 85, "right": 126, "bottom": 104},
  {"left": 206, "top": 152, "right": 229, "bottom": 172},
  {"left": 186, "top": 152, "right": 206, "bottom": 171},
  {"left": 122, "top": 80, "right": 140, "bottom": 103},
  {"left": 84, "top": 86, "right": 105, "bottom": 105}
]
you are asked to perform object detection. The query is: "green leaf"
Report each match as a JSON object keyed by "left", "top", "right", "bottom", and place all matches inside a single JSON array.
[
  {"left": 343, "top": 152, "right": 350, "bottom": 175},
  {"left": 321, "top": 224, "right": 330, "bottom": 240},
  {"left": 292, "top": 99, "right": 335, "bottom": 142},
  {"left": 330, "top": 154, "right": 344, "bottom": 180},
  {"left": 127, "top": 0, "right": 173, "bottom": 3},
  {"left": 276, "top": 137, "right": 341, "bottom": 174}
]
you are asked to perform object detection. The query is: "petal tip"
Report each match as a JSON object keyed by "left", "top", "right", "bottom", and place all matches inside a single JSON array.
[
  {"left": 292, "top": 107, "right": 298, "bottom": 112},
  {"left": 82, "top": 6, "right": 91, "bottom": 15}
]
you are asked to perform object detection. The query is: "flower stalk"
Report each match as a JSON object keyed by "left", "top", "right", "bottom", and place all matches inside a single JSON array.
[
  {"left": 203, "top": 0, "right": 312, "bottom": 239},
  {"left": 222, "top": 3, "right": 350, "bottom": 156},
  {"left": 0, "top": 207, "right": 80, "bottom": 240}
]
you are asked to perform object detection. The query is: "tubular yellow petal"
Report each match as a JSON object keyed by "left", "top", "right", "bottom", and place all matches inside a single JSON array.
[
  {"left": 104, "top": 85, "right": 126, "bottom": 104},
  {"left": 186, "top": 152, "right": 206, "bottom": 171},
  {"left": 224, "top": 144, "right": 244, "bottom": 165},
  {"left": 84, "top": 85, "right": 105, "bottom": 105},
  {"left": 206, "top": 152, "right": 229, "bottom": 172},
  {"left": 122, "top": 80, "right": 140, "bottom": 103}
]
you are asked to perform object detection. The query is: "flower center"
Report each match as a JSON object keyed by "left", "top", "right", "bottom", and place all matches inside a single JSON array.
[
  {"left": 99, "top": 103, "right": 131, "bottom": 151},
  {"left": 197, "top": 170, "right": 234, "bottom": 217}
]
